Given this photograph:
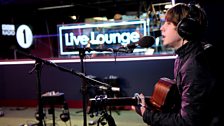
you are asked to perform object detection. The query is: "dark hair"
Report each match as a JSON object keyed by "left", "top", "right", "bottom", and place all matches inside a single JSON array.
[{"left": 165, "top": 3, "right": 207, "bottom": 30}]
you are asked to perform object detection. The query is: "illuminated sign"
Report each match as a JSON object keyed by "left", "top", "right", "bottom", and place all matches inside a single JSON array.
[
  {"left": 58, "top": 20, "right": 147, "bottom": 55},
  {"left": 1, "top": 24, "right": 15, "bottom": 36},
  {"left": 16, "top": 25, "right": 33, "bottom": 49},
  {"left": 1, "top": 24, "right": 33, "bottom": 49}
]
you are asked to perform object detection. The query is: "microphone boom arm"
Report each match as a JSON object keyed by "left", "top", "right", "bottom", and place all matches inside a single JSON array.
[
  {"left": 16, "top": 50, "right": 112, "bottom": 89},
  {"left": 68, "top": 47, "right": 133, "bottom": 53}
]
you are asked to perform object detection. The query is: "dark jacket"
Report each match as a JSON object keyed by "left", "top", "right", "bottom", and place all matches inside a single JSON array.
[{"left": 142, "top": 41, "right": 223, "bottom": 126}]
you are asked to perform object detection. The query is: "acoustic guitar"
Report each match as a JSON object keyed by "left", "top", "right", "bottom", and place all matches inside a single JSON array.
[{"left": 87, "top": 77, "right": 180, "bottom": 114}]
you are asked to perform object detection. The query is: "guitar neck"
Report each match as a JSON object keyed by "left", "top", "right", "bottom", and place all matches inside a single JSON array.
[
  {"left": 88, "top": 77, "right": 179, "bottom": 113},
  {"left": 89, "top": 96, "right": 150, "bottom": 107}
]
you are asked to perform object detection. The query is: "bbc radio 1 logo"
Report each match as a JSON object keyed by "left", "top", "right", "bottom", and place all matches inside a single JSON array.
[{"left": 1, "top": 24, "right": 33, "bottom": 49}]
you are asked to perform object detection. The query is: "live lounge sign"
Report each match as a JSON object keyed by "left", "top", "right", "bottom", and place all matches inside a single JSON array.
[{"left": 58, "top": 20, "right": 147, "bottom": 55}]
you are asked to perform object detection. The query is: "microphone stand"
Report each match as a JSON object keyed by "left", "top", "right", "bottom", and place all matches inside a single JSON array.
[
  {"left": 77, "top": 48, "right": 88, "bottom": 126},
  {"left": 16, "top": 50, "right": 113, "bottom": 126},
  {"left": 71, "top": 47, "right": 122, "bottom": 126},
  {"left": 29, "top": 60, "right": 45, "bottom": 126},
  {"left": 69, "top": 47, "right": 130, "bottom": 126},
  {"left": 65, "top": 47, "right": 133, "bottom": 126},
  {"left": 35, "top": 61, "right": 45, "bottom": 126}
]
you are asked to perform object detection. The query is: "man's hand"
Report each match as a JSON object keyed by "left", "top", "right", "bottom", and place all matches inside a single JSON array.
[{"left": 133, "top": 93, "right": 147, "bottom": 116}]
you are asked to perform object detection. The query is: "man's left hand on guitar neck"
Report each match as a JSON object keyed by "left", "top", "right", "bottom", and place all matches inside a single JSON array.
[{"left": 133, "top": 93, "right": 148, "bottom": 116}]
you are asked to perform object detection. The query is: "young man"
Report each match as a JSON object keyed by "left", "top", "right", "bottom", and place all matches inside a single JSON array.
[{"left": 134, "top": 3, "right": 223, "bottom": 126}]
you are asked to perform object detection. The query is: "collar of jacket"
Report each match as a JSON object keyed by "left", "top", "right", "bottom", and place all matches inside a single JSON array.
[{"left": 175, "top": 41, "right": 200, "bottom": 58}]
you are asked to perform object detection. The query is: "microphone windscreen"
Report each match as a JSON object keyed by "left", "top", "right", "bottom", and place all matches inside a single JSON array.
[{"left": 138, "top": 36, "right": 155, "bottom": 48}]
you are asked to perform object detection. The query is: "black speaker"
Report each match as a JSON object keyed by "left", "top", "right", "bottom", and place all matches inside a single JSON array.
[
  {"left": 177, "top": 3, "right": 204, "bottom": 41},
  {"left": 60, "top": 102, "right": 70, "bottom": 122}
]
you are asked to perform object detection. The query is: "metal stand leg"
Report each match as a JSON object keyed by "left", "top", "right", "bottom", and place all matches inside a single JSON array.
[{"left": 48, "top": 105, "right": 56, "bottom": 126}]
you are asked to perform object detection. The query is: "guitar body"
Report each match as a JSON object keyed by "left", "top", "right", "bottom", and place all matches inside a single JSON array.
[
  {"left": 149, "top": 77, "right": 180, "bottom": 112},
  {"left": 88, "top": 77, "right": 180, "bottom": 114}
]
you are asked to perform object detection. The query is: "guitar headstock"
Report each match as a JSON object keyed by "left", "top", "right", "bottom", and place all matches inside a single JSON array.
[{"left": 87, "top": 95, "right": 109, "bottom": 117}]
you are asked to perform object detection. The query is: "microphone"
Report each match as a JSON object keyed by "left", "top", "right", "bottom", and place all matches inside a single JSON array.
[{"left": 122, "top": 36, "right": 155, "bottom": 49}]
